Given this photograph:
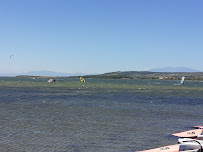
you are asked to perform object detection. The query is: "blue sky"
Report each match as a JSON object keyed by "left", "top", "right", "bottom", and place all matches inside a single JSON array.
[{"left": 0, "top": 0, "right": 203, "bottom": 74}]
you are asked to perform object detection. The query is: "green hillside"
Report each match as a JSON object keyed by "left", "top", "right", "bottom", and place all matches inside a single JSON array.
[{"left": 82, "top": 71, "right": 203, "bottom": 80}]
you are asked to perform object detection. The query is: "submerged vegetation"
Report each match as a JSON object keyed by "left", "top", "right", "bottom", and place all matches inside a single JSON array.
[
  {"left": 2, "top": 71, "right": 202, "bottom": 98},
  {"left": 1, "top": 77, "right": 203, "bottom": 98}
]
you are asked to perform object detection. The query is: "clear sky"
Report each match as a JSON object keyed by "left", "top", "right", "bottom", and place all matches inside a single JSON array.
[{"left": 0, "top": 0, "right": 203, "bottom": 74}]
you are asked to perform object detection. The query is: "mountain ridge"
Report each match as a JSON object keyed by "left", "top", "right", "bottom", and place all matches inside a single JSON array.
[
  {"left": 0, "top": 70, "right": 88, "bottom": 77},
  {"left": 0, "top": 67, "right": 200, "bottom": 77},
  {"left": 149, "top": 67, "right": 199, "bottom": 72}
]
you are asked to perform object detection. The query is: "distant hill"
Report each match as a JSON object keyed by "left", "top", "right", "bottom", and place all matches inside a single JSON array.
[
  {"left": 149, "top": 67, "right": 199, "bottom": 72},
  {"left": 0, "top": 70, "right": 88, "bottom": 77},
  {"left": 24, "top": 71, "right": 77, "bottom": 77},
  {"left": 84, "top": 70, "right": 203, "bottom": 80}
]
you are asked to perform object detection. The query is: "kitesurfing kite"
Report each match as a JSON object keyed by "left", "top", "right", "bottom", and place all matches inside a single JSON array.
[
  {"left": 47, "top": 79, "right": 53, "bottom": 83},
  {"left": 10, "top": 55, "right": 14, "bottom": 59},
  {"left": 180, "top": 76, "right": 185, "bottom": 85},
  {"left": 80, "top": 77, "right": 86, "bottom": 83},
  {"left": 137, "top": 126, "right": 203, "bottom": 152},
  {"left": 47, "top": 79, "right": 56, "bottom": 83}
]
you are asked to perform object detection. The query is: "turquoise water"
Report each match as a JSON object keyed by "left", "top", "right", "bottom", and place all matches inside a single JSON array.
[{"left": 0, "top": 77, "right": 203, "bottom": 152}]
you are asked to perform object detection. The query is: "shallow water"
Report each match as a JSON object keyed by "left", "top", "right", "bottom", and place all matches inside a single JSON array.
[{"left": 0, "top": 77, "right": 203, "bottom": 152}]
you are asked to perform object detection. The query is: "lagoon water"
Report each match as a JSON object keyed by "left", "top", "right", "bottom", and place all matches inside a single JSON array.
[{"left": 0, "top": 77, "right": 203, "bottom": 152}]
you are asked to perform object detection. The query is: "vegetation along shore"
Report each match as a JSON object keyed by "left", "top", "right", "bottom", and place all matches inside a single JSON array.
[{"left": 79, "top": 71, "right": 203, "bottom": 81}]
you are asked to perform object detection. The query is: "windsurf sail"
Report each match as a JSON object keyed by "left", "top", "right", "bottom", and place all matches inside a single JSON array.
[
  {"left": 137, "top": 144, "right": 181, "bottom": 152},
  {"left": 193, "top": 126, "right": 203, "bottom": 129},
  {"left": 80, "top": 77, "right": 86, "bottom": 83},
  {"left": 137, "top": 144, "right": 201, "bottom": 152},
  {"left": 180, "top": 76, "right": 185, "bottom": 85},
  {"left": 172, "top": 129, "right": 203, "bottom": 138}
]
